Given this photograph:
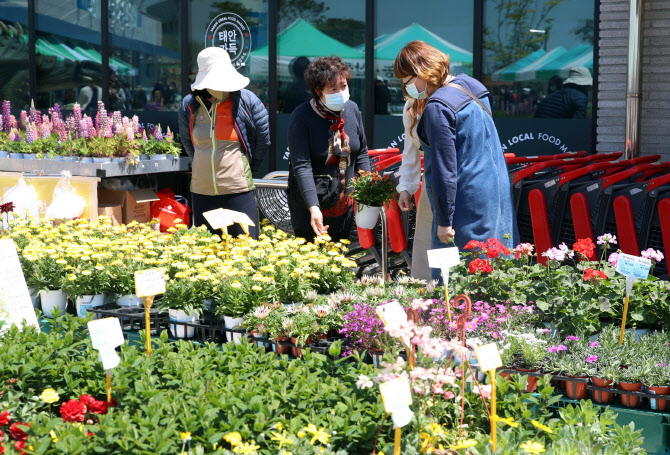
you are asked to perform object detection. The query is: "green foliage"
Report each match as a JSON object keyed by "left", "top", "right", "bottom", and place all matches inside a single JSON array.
[{"left": 0, "top": 314, "right": 387, "bottom": 454}]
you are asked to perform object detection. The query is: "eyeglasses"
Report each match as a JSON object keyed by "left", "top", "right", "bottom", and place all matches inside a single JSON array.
[{"left": 402, "top": 75, "right": 418, "bottom": 87}]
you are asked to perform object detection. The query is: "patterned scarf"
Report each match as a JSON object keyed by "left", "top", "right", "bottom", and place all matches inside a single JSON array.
[{"left": 314, "top": 99, "right": 352, "bottom": 218}]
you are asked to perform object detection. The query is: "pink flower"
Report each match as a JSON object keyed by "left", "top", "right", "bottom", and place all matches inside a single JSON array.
[
  {"left": 585, "top": 355, "right": 598, "bottom": 364},
  {"left": 473, "top": 384, "right": 492, "bottom": 399},
  {"left": 443, "top": 391, "right": 455, "bottom": 400},
  {"left": 557, "top": 344, "right": 568, "bottom": 351},
  {"left": 566, "top": 336, "right": 579, "bottom": 341},
  {"left": 513, "top": 243, "right": 534, "bottom": 259},
  {"left": 597, "top": 233, "right": 617, "bottom": 245},
  {"left": 641, "top": 248, "right": 664, "bottom": 263},
  {"left": 547, "top": 346, "right": 559, "bottom": 353},
  {"left": 589, "top": 342, "right": 599, "bottom": 348},
  {"left": 608, "top": 252, "right": 620, "bottom": 268}
]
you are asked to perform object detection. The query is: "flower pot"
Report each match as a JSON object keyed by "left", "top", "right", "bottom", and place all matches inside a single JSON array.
[
  {"left": 111, "top": 157, "right": 126, "bottom": 163},
  {"left": 168, "top": 309, "right": 198, "bottom": 339},
  {"left": 0, "top": 150, "right": 8, "bottom": 158},
  {"left": 564, "top": 375, "right": 589, "bottom": 400},
  {"left": 203, "top": 299, "right": 213, "bottom": 312},
  {"left": 28, "top": 288, "right": 40, "bottom": 309},
  {"left": 49, "top": 155, "right": 64, "bottom": 161},
  {"left": 23, "top": 153, "right": 37, "bottom": 160},
  {"left": 75, "top": 294, "right": 105, "bottom": 318},
  {"left": 500, "top": 371, "right": 513, "bottom": 381},
  {"left": 371, "top": 349, "right": 384, "bottom": 368},
  {"left": 250, "top": 330, "right": 268, "bottom": 349},
  {"left": 150, "top": 154, "right": 167, "bottom": 160},
  {"left": 355, "top": 204, "right": 382, "bottom": 229},
  {"left": 591, "top": 377, "right": 614, "bottom": 404},
  {"left": 647, "top": 385, "right": 670, "bottom": 411},
  {"left": 223, "top": 315, "right": 245, "bottom": 344},
  {"left": 80, "top": 157, "right": 94, "bottom": 163},
  {"left": 139, "top": 154, "right": 150, "bottom": 160},
  {"left": 92, "top": 157, "right": 111, "bottom": 163},
  {"left": 619, "top": 381, "right": 643, "bottom": 408},
  {"left": 39, "top": 290, "right": 67, "bottom": 318},
  {"left": 9, "top": 152, "right": 24, "bottom": 159},
  {"left": 515, "top": 367, "right": 540, "bottom": 392},
  {"left": 290, "top": 336, "right": 313, "bottom": 357},
  {"left": 274, "top": 335, "right": 292, "bottom": 355},
  {"left": 61, "top": 156, "right": 78, "bottom": 162},
  {"left": 116, "top": 294, "right": 142, "bottom": 307}
]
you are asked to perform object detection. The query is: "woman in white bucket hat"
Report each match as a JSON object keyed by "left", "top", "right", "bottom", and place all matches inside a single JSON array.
[{"left": 178, "top": 47, "right": 270, "bottom": 238}]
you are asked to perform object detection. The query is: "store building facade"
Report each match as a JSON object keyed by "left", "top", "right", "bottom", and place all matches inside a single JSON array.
[{"left": 5, "top": 0, "right": 660, "bottom": 174}]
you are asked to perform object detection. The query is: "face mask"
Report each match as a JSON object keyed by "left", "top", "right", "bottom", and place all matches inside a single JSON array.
[
  {"left": 207, "top": 88, "right": 225, "bottom": 100},
  {"left": 406, "top": 80, "right": 427, "bottom": 100},
  {"left": 323, "top": 88, "right": 350, "bottom": 111}
]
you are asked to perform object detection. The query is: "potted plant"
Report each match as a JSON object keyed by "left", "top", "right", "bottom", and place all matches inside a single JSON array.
[
  {"left": 213, "top": 278, "right": 254, "bottom": 344},
  {"left": 263, "top": 306, "right": 291, "bottom": 355},
  {"left": 555, "top": 354, "right": 590, "bottom": 400},
  {"left": 156, "top": 280, "right": 204, "bottom": 339},
  {"left": 243, "top": 305, "right": 272, "bottom": 348},
  {"left": 348, "top": 170, "right": 396, "bottom": 229},
  {"left": 107, "top": 263, "right": 141, "bottom": 307},
  {"left": 515, "top": 337, "right": 547, "bottom": 392},
  {"left": 289, "top": 311, "right": 318, "bottom": 357},
  {"left": 644, "top": 364, "right": 670, "bottom": 411},
  {"left": 618, "top": 364, "right": 648, "bottom": 408},
  {"left": 590, "top": 362, "right": 620, "bottom": 404},
  {"left": 60, "top": 264, "right": 110, "bottom": 318},
  {"left": 339, "top": 302, "right": 393, "bottom": 358},
  {"left": 25, "top": 254, "right": 69, "bottom": 318}
]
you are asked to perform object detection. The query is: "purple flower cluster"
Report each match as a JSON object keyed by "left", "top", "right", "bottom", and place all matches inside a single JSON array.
[
  {"left": 547, "top": 344, "right": 568, "bottom": 353},
  {"left": 2, "top": 100, "right": 10, "bottom": 133},
  {"left": 340, "top": 303, "right": 388, "bottom": 351}
]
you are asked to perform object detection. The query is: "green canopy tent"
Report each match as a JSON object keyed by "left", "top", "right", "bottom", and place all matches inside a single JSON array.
[
  {"left": 514, "top": 46, "right": 568, "bottom": 81},
  {"left": 490, "top": 49, "right": 546, "bottom": 82},
  {"left": 373, "top": 23, "right": 473, "bottom": 79},
  {"left": 35, "top": 38, "right": 137, "bottom": 76},
  {"left": 534, "top": 44, "right": 593, "bottom": 81},
  {"left": 250, "top": 19, "right": 364, "bottom": 78}
]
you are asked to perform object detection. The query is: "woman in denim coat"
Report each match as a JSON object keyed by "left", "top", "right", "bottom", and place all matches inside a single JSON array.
[{"left": 394, "top": 41, "right": 518, "bottom": 279}]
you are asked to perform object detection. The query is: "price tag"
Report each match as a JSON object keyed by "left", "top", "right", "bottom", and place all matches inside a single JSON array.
[
  {"left": 226, "top": 210, "right": 255, "bottom": 236},
  {"left": 616, "top": 253, "right": 651, "bottom": 280},
  {"left": 379, "top": 378, "right": 414, "bottom": 428},
  {"left": 427, "top": 247, "right": 460, "bottom": 286},
  {"left": 203, "top": 208, "right": 233, "bottom": 230},
  {"left": 474, "top": 342, "right": 503, "bottom": 372},
  {"left": 134, "top": 268, "right": 166, "bottom": 297},
  {"left": 376, "top": 301, "right": 410, "bottom": 347},
  {"left": 87, "top": 318, "right": 124, "bottom": 369}
]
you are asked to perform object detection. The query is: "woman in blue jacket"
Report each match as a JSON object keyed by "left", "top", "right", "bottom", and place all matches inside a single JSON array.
[
  {"left": 178, "top": 47, "right": 270, "bottom": 238},
  {"left": 394, "top": 41, "right": 517, "bottom": 275}
]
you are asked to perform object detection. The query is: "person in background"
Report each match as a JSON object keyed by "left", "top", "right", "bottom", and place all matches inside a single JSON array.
[
  {"left": 144, "top": 89, "right": 165, "bottom": 111},
  {"left": 287, "top": 56, "right": 371, "bottom": 243},
  {"left": 535, "top": 67, "right": 592, "bottom": 119},
  {"left": 131, "top": 85, "right": 148, "bottom": 110},
  {"left": 396, "top": 97, "right": 433, "bottom": 280},
  {"left": 374, "top": 76, "right": 391, "bottom": 115},
  {"left": 281, "top": 56, "right": 311, "bottom": 113},
  {"left": 547, "top": 75, "right": 563, "bottom": 95},
  {"left": 178, "top": 47, "right": 270, "bottom": 239},
  {"left": 394, "top": 40, "right": 517, "bottom": 280}
]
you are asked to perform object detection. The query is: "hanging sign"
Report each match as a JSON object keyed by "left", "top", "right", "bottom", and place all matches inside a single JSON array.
[{"left": 205, "top": 13, "right": 252, "bottom": 68}]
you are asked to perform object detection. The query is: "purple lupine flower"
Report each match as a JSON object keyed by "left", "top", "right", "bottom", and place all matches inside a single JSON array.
[
  {"left": 152, "top": 125, "right": 163, "bottom": 141},
  {"left": 58, "top": 127, "right": 67, "bottom": 142},
  {"left": 125, "top": 126, "right": 134, "bottom": 142},
  {"left": 54, "top": 103, "right": 61, "bottom": 116},
  {"left": 25, "top": 123, "right": 35, "bottom": 144},
  {"left": 73, "top": 103, "right": 82, "bottom": 138},
  {"left": 29, "top": 102, "right": 40, "bottom": 126},
  {"left": 165, "top": 126, "right": 174, "bottom": 142},
  {"left": 65, "top": 116, "right": 75, "bottom": 134},
  {"left": 79, "top": 119, "right": 89, "bottom": 139},
  {"left": 122, "top": 117, "right": 130, "bottom": 129},
  {"left": 9, "top": 114, "right": 16, "bottom": 129},
  {"left": 132, "top": 115, "right": 139, "bottom": 133},
  {"left": 2, "top": 100, "right": 11, "bottom": 132},
  {"left": 8, "top": 128, "right": 18, "bottom": 141},
  {"left": 39, "top": 122, "right": 51, "bottom": 139},
  {"left": 112, "top": 111, "right": 123, "bottom": 135},
  {"left": 19, "top": 110, "right": 27, "bottom": 129}
]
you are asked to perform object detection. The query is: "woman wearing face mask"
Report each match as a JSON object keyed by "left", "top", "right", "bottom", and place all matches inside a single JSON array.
[
  {"left": 287, "top": 56, "right": 371, "bottom": 242},
  {"left": 394, "top": 41, "right": 517, "bottom": 278},
  {"left": 178, "top": 47, "right": 270, "bottom": 239}
]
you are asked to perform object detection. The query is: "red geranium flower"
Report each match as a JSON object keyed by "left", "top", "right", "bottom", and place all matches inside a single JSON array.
[
  {"left": 0, "top": 410, "right": 10, "bottom": 426},
  {"left": 87, "top": 399, "right": 109, "bottom": 415},
  {"left": 14, "top": 440, "right": 26, "bottom": 454},
  {"left": 60, "top": 399, "right": 87, "bottom": 422},
  {"left": 9, "top": 422, "right": 30, "bottom": 442},
  {"left": 464, "top": 240, "right": 484, "bottom": 251},
  {"left": 573, "top": 238, "right": 596, "bottom": 259},
  {"left": 78, "top": 394, "right": 96, "bottom": 406},
  {"left": 583, "top": 267, "right": 607, "bottom": 281},
  {"left": 468, "top": 258, "right": 493, "bottom": 274}
]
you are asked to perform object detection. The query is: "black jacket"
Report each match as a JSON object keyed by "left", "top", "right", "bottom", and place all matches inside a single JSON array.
[{"left": 535, "top": 85, "right": 588, "bottom": 119}]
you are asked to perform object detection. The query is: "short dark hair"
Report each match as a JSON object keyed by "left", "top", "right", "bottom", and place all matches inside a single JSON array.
[{"left": 304, "top": 56, "right": 351, "bottom": 99}]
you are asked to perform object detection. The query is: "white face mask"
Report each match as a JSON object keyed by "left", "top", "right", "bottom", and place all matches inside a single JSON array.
[
  {"left": 323, "top": 88, "right": 350, "bottom": 111},
  {"left": 207, "top": 88, "right": 225, "bottom": 100},
  {"left": 406, "top": 79, "right": 427, "bottom": 100}
]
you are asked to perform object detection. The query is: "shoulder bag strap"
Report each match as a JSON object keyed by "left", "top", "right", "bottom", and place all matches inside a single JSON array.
[{"left": 446, "top": 82, "right": 492, "bottom": 118}]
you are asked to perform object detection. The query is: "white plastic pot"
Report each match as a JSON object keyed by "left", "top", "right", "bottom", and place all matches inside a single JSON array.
[
  {"left": 116, "top": 294, "right": 142, "bottom": 307},
  {"left": 223, "top": 315, "right": 245, "bottom": 345},
  {"left": 355, "top": 204, "right": 382, "bottom": 229},
  {"left": 168, "top": 309, "right": 198, "bottom": 339},
  {"left": 39, "top": 290, "right": 67, "bottom": 318},
  {"left": 75, "top": 294, "right": 105, "bottom": 318}
]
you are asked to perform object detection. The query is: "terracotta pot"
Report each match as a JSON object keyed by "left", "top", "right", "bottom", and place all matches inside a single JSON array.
[
  {"left": 274, "top": 335, "right": 292, "bottom": 355},
  {"left": 500, "top": 371, "right": 513, "bottom": 381},
  {"left": 515, "top": 367, "right": 540, "bottom": 392},
  {"left": 618, "top": 381, "right": 643, "bottom": 408},
  {"left": 290, "top": 336, "right": 313, "bottom": 357},
  {"left": 646, "top": 385, "right": 670, "bottom": 411},
  {"left": 591, "top": 377, "right": 614, "bottom": 404},
  {"left": 564, "top": 375, "right": 589, "bottom": 400}
]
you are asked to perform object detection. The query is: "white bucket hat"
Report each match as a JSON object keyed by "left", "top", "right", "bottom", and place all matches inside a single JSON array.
[
  {"left": 563, "top": 66, "right": 592, "bottom": 87},
  {"left": 191, "top": 47, "right": 250, "bottom": 92}
]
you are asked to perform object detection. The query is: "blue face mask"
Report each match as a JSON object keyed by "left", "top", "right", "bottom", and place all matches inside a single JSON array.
[
  {"left": 406, "top": 80, "right": 427, "bottom": 100},
  {"left": 323, "top": 88, "right": 350, "bottom": 111}
]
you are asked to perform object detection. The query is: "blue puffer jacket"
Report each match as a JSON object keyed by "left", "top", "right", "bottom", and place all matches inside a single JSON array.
[
  {"left": 418, "top": 74, "right": 518, "bottom": 250},
  {"left": 178, "top": 89, "right": 270, "bottom": 176}
]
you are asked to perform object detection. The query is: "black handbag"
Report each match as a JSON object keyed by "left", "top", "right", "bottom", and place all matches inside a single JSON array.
[{"left": 288, "top": 166, "right": 341, "bottom": 211}]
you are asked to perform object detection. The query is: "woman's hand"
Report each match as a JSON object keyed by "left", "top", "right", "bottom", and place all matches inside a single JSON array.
[
  {"left": 309, "top": 206, "right": 329, "bottom": 236},
  {"left": 398, "top": 190, "right": 413, "bottom": 211},
  {"left": 437, "top": 225, "right": 455, "bottom": 244}
]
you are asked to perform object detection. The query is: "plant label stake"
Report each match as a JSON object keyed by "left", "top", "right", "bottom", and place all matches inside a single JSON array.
[
  {"left": 427, "top": 247, "right": 460, "bottom": 321},
  {"left": 134, "top": 268, "right": 166, "bottom": 356},
  {"left": 88, "top": 317, "right": 124, "bottom": 402},
  {"left": 376, "top": 301, "right": 412, "bottom": 352},
  {"left": 203, "top": 208, "right": 256, "bottom": 255},
  {"left": 474, "top": 342, "right": 503, "bottom": 451},
  {"left": 379, "top": 377, "right": 413, "bottom": 455},
  {"left": 615, "top": 253, "right": 651, "bottom": 344}
]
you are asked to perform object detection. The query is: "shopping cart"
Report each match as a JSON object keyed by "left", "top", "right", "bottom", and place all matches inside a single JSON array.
[{"left": 638, "top": 171, "right": 670, "bottom": 277}]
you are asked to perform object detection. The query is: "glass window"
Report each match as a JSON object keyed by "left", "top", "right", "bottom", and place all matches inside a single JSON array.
[
  {"left": 110, "top": 0, "right": 181, "bottom": 112},
  {"left": 373, "top": 0, "right": 474, "bottom": 149},
  {"left": 0, "top": 0, "right": 29, "bottom": 109},
  {"left": 35, "top": 0, "right": 102, "bottom": 110},
  {"left": 483, "top": 0, "right": 595, "bottom": 119},
  {"left": 274, "top": 0, "right": 366, "bottom": 170}
]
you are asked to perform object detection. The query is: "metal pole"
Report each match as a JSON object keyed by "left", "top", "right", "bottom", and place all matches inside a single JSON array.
[
  {"left": 380, "top": 206, "right": 388, "bottom": 281},
  {"left": 624, "top": 0, "right": 643, "bottom": 159}
]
